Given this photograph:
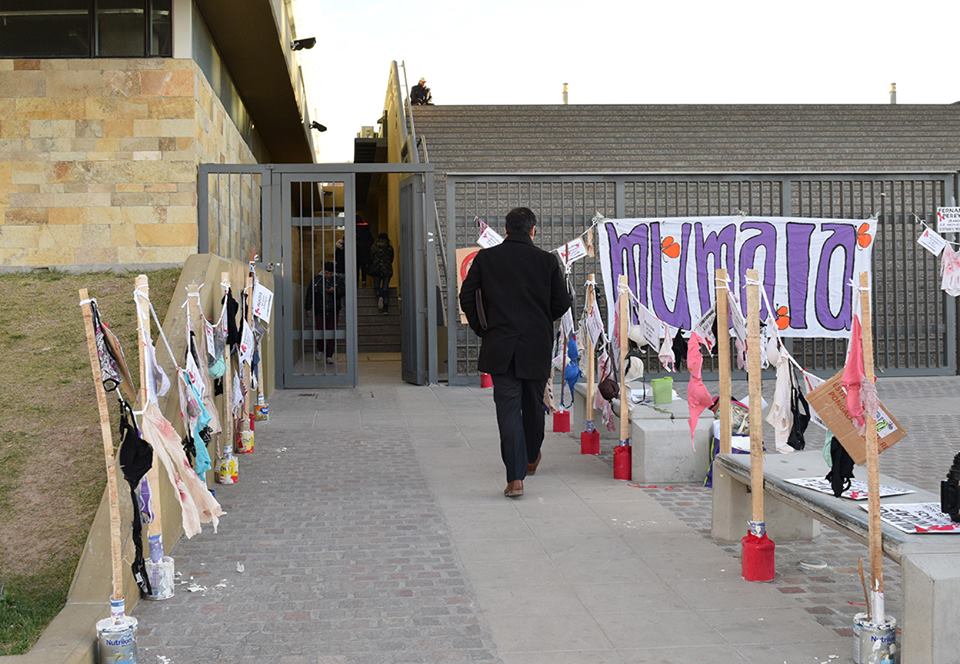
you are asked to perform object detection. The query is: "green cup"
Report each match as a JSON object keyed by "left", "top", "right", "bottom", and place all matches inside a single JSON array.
[{"left": 651, "top": 377, "right": 673, "bottom": 405}]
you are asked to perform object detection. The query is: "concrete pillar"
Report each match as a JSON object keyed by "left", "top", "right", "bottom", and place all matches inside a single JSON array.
[{"left": 901, "top": 551, "right": 960, "bottom": 663}]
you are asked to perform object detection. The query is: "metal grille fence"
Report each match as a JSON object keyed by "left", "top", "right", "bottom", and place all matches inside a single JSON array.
[{"left": 444, "top": 173, "right": 957, "bottom": 384}]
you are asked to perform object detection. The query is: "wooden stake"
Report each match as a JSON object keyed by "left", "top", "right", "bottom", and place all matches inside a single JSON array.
[
  {"left": 860, "top": 271, "right": 884, "bottom": 602},
  {"left": 79, "top": 289, "right": 124, "bottom": 602},
  {"left": 716, "top": 268, "right": 732, "bottom": 456},
  {"left": 242, "top": 264, "right": 255, "bottom": 426},
  {"left": 618, "top": 274, "right": 630, "bottom": 442},
  {"left": 220, "top": 272, "right": 234, "bottom": 450},
  {"left": 134, "top": 274, "right": 163, "bottom": 540},
  {"left": 745, "top": 269, "right": 764, "bottom": 523},
  {"left": 585, "top": 274, "right": 596, "bottom": 424}
]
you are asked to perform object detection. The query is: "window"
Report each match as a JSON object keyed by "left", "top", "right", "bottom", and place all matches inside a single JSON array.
[{"left": 0, "top": 0, "right": 172, "bottom": 58}]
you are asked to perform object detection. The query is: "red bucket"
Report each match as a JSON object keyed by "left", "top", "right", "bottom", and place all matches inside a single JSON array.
[
  {"left": 580, "top": 429, "right": 600, "bottom": 455},
  {"left": 613, "top": 443, "right": 632, "bottom": 480},
  {"left": 553, "top": 410, "right": 571, "bottom": 433},
  {"left": 480, "top": 372, "right": 493, "bottom": 389},
  {"left": 741, "top": 531, "right": 776, "bottom": 582},
  {"left": 249, "top": 413, "right": 256, "bottom": 432}
]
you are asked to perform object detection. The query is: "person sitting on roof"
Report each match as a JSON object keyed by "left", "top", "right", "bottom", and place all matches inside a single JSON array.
[{"left": 411, "top": 78, "right": 432, "bottom": 106}]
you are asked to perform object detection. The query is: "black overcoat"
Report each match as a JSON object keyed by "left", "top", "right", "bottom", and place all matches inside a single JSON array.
[{"left": 459, "top": 234, "right": 571, "bottom": 380}]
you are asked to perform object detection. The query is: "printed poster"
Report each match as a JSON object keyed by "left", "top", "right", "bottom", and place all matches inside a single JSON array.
[
  {"left": 859, "top": 503, "right": 960, "bottom": 534},
  {"left": 785, "top": 477, "right": 914, "bottom": 501}
]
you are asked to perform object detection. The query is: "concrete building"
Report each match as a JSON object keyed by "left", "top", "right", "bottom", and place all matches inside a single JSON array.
[{"left": 0, "top": 0, "right": 316, "bottom": 270}]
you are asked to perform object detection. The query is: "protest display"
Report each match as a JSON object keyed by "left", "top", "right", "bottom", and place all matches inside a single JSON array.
[{"left": 597, "top": 216, "right": 875, "bottom": 338}]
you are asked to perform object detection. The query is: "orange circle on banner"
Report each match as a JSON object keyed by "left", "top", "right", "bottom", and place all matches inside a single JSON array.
[
  {"left": 661, "top": 236, "right": 681, "bottom": 259},
  {"left": 775, "top": 306, "right": 790, "bottom": 330},
  {"left": 857, "top": 223, "right": 873, "bottom": 248},
  {"left": 460, "top": 250, "right": 480, "bottom": 282}
]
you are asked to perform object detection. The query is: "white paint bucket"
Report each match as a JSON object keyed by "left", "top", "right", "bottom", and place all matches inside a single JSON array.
[
  {"left": 144, "top": 555, "right": 175, "bottom": 601},
  {"left": 853, "top": 613, "right": 897, "bottom": 664},
  {"left": 96, "top": 614, "right": 138, "bottom": 663}
]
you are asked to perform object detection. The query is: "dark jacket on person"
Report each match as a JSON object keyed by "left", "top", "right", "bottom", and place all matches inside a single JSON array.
[
  {"left": 305, "top": 273, "right": 345, "bottom": 317},
  {"left": 411, "top": 84, "right": 432, "bottom": 105},
  {"left": 356, "top": 221, "right": 374, "bottom": 270},
  {"left": 368, "top": 238, "right": 395, "bottom": 278},
  {"left": 459, "top": 233, "right": 571, "bottom": 381}
]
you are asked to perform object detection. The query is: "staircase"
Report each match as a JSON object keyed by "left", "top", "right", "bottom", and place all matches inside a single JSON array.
[{"left": 357, "top": 287, "right": 401, "bottom": 353}]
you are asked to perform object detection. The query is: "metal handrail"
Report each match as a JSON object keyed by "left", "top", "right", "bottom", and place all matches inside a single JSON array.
[{"left": 399, "top": 60, "right": 419, "bottom": 164}]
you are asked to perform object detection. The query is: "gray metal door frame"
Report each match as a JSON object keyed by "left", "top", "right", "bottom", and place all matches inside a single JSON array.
[
  {"left": 199, "top": 162, "right": 436, "bottom": 389},
  {"left": 400, "top": 175, "right": 425, "bottom": 385},
  {"left": 444, "top": 171, "right": 958, "bottom": 384}
]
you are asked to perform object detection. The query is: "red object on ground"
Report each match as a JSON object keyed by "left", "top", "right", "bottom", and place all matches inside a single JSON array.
[
  {"left": 580, "top": 429, "right": 600, "bottom": 455},
  {"left": 553, "top": 410, "right": 571, "bottom": 433},
  {"left": 613, "top": 444, "right": 632, "bottom": 480},
  {"left": 249, "top": 413, "right": 256, "bottom": 431},
  {"left": 480, "top": 372, "right": 493, "bottom": 388},
  {"left": 741, "top": 532, "right": 776, "bottom": 581}
]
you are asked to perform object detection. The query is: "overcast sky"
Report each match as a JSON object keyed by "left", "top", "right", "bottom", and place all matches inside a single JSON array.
[{"left": 291, "top": 0, "right": 960, "bottom": 163}]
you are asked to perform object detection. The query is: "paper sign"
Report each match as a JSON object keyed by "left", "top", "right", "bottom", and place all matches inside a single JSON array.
[
  {"left": 937, "top": 207, "right": 960, "bottom": 234},
  {"left": 786, "top": 477, "right": 914, "bottom": 501},
  {"left": 252, "top": 283, "right": 274, "bottom": 321},
  {"left": 239, "top": 324, "right": 254, "bottom": 364},
  {"left": 585, "top": 300, "right": 604, "bottom": 347},
  {"left": 801, "top": 371, "right": 827, "bottom": 430},
  {"left": 636, "top": 303, "right": 663, "bottom": 349},
  {"left": 728, "top": 293, "right": 747, "bottom": 342},
  {"left": 477, "top": 226, "right": 504, "bottom": 249},
  {"left": 691, "top": 305, "right": 716, "bottom": 350},
  {"left": 556, "top": 238, "right": 588, "bottom": 267},
  {"left": 560, "top": 308, "right": 575, "bottom": 338},
  {"left": 204, "top": 321, "right": 216, "bottom": 359},
  {"left": 804, "top": 371, "right": 906, "bottom": 465},
  {"left": 859, "top": 502, "right": 960, "bottom": 534},
  {"left": 917, "top": 228, "right": 947, "bottom": 256}
]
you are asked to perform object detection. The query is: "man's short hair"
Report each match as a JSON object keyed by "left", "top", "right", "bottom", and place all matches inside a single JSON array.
[
  {"left": 505, "top": 207, "right": 537, "bottom": 235},
  {"left": 323, "top": 261, "right": 335, "bottom": 272}
]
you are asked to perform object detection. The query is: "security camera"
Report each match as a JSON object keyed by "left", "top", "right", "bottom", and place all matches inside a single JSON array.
[
  {"left": 310, "top": 121, "right": 327, "bottom": 132},
  {"left": 291, "top": 37, "right": 317, "bottom": 51}
]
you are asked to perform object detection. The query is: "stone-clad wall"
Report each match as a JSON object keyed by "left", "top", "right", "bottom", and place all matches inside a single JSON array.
[{"left": 0, "top": 57, "right": 255, "bottom": 269}]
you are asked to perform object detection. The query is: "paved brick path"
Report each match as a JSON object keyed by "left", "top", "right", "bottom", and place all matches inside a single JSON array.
[{"left": 134, "top": 365, "right": 955, "bottom": 663}]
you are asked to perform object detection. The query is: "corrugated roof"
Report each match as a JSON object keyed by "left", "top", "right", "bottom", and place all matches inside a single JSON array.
[{"left": 413, "top": 104, "right": 960, "bottom": 172}]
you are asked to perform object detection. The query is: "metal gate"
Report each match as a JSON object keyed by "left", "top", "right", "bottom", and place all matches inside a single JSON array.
[
  {"left": 443, "top": 172, "right": 958, "bottom": 383},
  {"left": 199, "top": 163, "right": 436, "bottom": 389}
]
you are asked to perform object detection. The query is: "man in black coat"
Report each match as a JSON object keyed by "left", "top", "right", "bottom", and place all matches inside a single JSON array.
[{"left": 459, "top": 207, "right": 571, "bottom": 498}]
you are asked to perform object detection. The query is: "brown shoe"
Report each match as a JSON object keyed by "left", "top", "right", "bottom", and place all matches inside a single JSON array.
[
  {"left": 527, "top": 452, "right": 542, "bottom": 475},
  {"left": 504, "top": 480, "right": 524, "bottom": 498}
]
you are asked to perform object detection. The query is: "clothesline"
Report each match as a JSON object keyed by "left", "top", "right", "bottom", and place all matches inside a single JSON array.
[{"left": 914, "top": 214, "right": 960, "bottom": 247}]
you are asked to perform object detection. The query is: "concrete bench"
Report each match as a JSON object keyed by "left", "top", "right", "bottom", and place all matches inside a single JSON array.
[
  {"left": 568, "top": 381, "right": 712, "bottom": 483},
  {"left": 712, "top": 450, "right": 960, "bottom": 663}
]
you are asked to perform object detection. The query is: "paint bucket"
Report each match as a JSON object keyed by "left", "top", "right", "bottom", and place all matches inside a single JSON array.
[
  {"left": 613, "top": 442, "right": 632, "bottom": 480},
  {"left": 248, "top": 413, "right": 256, "bottom": 432},
  {"left": 553, "top": 409, "right": 571, "bottom": 433},
  {"left": 651, "top": 377, "right": 673, "bottom": 405},
  {"left": 254, "top": 403, "right": 270, "bottom": 421},
  {"left": 580, "top": 420, "right": 600, "bottom": 455},
  {"left": 236, "top": 429, "right": 254, "bottom": 454},
  {"left": 854, "top": 613, "right": 897, "bottom": 664},
  {"left": 216, "top": 448, "right": 238, "bottom": 484},
  {"left": 96, "top": 614, "right": 138, "bottom": 664},
  {"left": 480, "top": 372, "right": 493, "bottom": 389},
  {"left": 741, "top": 524, "right": 776, "bottom": 582},
  {"left": 144, "top": 557, "right": 175, "bottom": 601}
]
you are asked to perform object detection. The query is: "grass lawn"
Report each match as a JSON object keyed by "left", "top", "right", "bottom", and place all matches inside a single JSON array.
[{"left": 0, "top": 268, "right": 180, "bottom": 655}]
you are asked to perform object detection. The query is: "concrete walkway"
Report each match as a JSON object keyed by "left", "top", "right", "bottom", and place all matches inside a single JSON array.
[{"left": 136, "top": 361, "right": 847, "bottom": 664}]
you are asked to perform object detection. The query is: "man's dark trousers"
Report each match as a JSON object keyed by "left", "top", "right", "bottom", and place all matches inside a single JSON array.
[{"left": 492, "top": 361, "right": 546, "bottom": 482}]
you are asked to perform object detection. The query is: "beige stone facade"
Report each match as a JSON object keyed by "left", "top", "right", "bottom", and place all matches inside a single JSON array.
[{"left": 0, "top": 57, "right": 255, "bottom": 269}]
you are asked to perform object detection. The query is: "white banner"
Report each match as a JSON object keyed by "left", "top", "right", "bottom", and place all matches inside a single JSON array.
[{"left": 597, "top": 216, "right": 875, "bottom": 339}]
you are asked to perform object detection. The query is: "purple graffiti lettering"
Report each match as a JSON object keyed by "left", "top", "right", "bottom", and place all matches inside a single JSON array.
[
  {"left": 815, "top": 223, "right": 856, "bottom": 332},
  {"left": 694, "top": 222, "right": 737, "bottom": 313},
  {"left": 785, "top": 222, "right": 816, "bottom": 330},
  {"left": 605, "top": 222, "right": 649, "bottom": 312},
  {"left": 650, "top": 222, "right": 692, "bottom": 329},
  {"left": 737, "top": 221, "right": 777, "bottom": 320}
]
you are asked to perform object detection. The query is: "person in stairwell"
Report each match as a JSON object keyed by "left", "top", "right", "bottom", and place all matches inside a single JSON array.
[
  {"left": 356, "top": 216, "right": 374, "bottom": 286},
  {"left": 368, "top": 233, "right": 395, "bottom": 314},
  {"left": 305, "top": 262, "right": 345, "bottom": 364}
]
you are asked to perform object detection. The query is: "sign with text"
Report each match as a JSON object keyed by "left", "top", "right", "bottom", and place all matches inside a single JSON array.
[
  {"left": 937, "top": 207, "right": 960, "bottom": 234},
  {"left": 597, "top": 216, "right": 875, "bottom": 339}
]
